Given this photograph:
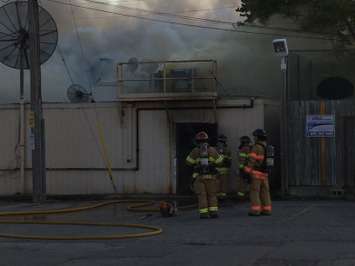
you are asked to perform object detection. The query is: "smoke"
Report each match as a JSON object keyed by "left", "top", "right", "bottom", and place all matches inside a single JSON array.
[{"left": 0, "top": 0, "right": 334, "bottom": 103}]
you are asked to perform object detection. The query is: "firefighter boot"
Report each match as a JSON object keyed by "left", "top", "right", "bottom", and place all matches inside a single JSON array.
[
  {"left": 209, "top": 211, "right": 219, "bottom": 218},
  {"left": 200, "top": 212, "right": 209, "bottom": 219}
]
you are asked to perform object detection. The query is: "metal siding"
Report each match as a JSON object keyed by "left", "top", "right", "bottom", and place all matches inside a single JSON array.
[
  {"left": 217, "top": 104, "right": 265, "bottom": 192},
  {"left": 0, "top": 101, "right": 268, "bottom": 195},
  {"left": 42, "top": 105, "right": 136, "bottom": 169},
  {"left": 136, "top": 110, "right": 170, "bottom": 193},
  {"left": 0, "top": 109, "right": 21, "bottom": 194},
  {"left": 288, "top": 100, "right": 355, "bottom": 187},
  {"left": 0, "top": 109, "right": 19, "bottom": 169}
]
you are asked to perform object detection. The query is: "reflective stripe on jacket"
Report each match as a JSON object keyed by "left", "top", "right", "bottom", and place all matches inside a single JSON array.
[
  {"left": 244, "top": 141, "right": 268, "bottom": 179},
  {"left": 238, "top": 145, "right": 251, "bottom": 170}
]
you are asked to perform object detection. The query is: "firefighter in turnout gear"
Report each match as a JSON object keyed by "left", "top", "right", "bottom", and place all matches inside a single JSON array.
[
  {"left": 244, "top": 129, "right": 272, "bottom": 216},
  {"left": 237, "top": 136, "right": 252, "bottom": 198},
  {"left": 216, "top": 134, "right": 232, "bottom": 199},
  {"left": 186, "top": 131, "right": 223, "bottom": 219}
]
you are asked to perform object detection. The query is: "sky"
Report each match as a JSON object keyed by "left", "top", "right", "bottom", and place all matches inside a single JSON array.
[{"left": 0, "top": 0, "right": 334, "bottom": 103}]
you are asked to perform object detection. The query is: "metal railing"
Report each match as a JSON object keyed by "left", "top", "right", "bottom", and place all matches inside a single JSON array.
[{"left": 116, "top": 60, "right": 218, "bottom": 100}]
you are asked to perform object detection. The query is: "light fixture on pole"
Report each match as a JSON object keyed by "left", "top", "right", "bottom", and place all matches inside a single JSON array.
[{"left": 272, "top": 38, "right": 289, "bottom": 195}]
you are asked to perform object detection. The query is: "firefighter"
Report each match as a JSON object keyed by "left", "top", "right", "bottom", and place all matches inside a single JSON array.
[
  {"left": 237, "top": 136, "right": 252, "bottom": 198},
  {"left": 216, "top": 134, "right": 232, "bottom": 199},
  {"left": 186, "top": 131, "right": 223, "bottom": 219},
  {"left": 244, "top": 129, "right": 272, "bottom": 216}
]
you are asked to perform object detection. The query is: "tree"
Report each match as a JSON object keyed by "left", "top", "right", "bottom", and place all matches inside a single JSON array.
[{"left": 236, "top": 0, "right": 355, "bottom": 44}]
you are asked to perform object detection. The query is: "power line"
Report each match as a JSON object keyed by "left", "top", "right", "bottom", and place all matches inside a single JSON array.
[
  {"left": 45, "top": 0, "right": 337, "bottom": 41},
  {"left": 78, "top": 0, "right": 338, "bottom": 38},
  {"left": 68, "top": 0, "right": 93, "bottom": 92},
  {"left": 56, "top": 45, "right": 74, "bottom": 84},
  {"left": 176, "top": 6, "right": 237, "bottom": 14},
  {"left": 79, "top": 0, "right": 235, "bottom": 25},
  {"left": 238, "top": 23, "right": 337, "bottom": 37}
]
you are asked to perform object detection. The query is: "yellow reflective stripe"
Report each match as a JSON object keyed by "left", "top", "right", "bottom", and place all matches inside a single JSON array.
[
  {"left": 239, "top": 164, "right": 245, "bottom": 169},
  {"left": 239, "top": 153, "right": 248, "bottom": 158},
  {"left": 186, "top": 156, "right": 197, "bottom": 165},
  {"left": 209, "top": 206, "right": 218, "bottom": 211},
  {"left": 237, "top": 192, "right": 245, "bottom": 197},
  {"left": 215, "top": 155, "right": 224, "bottom": 164},
  {"left": 217, "top": 168, "right": 229, "bottom": 174},
  {"left": 208, "top": 156, "right": 216, "bottom": 163},
  {"left": 199, "top": 208, "right": 209, "bottom": 214}
]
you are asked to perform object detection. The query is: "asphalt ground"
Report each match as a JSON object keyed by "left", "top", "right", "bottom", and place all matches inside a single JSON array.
[{"left": 0, "top": 200, "right": 354, "bottom": 266}]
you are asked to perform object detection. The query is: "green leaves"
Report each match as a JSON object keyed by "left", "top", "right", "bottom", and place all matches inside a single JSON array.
[{"left": 237, "top": 0, "right": 355, "bottom": 42}]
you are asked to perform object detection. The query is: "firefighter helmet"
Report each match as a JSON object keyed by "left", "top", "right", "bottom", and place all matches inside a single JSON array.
[
  {"left": 218, "top": 134, "right": 227, "bottom": 143},
  {"left": 240, "top": 135, "right": 251, "bottom": 144},
  {"left": 252, "top": 129, "right": 267, "bottom": 138},
  {"left": 195, "top": 131, "right": 209, "bottom": 141}
]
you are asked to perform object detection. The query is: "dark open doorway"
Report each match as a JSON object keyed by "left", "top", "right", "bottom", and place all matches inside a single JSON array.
[{"left": 176, "top": 123, "right": 217, "bottom": 195}]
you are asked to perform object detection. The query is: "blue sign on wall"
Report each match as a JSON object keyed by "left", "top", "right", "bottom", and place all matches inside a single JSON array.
[{"left": 305, "top": 115, "right": 335, "bottom": 137}]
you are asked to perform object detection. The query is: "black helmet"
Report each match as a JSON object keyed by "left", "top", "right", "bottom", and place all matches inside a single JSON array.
[
  {"left": 252, "top": 129, "right": 267, "bottom": 138},
  {"left": 240, "top": 135, "right": 251, "bottom": 144},
  {"left": 218, "top": 134, "right": 227, "bottom": 143}
]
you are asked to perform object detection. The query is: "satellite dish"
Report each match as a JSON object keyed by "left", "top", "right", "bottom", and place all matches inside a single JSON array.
[
  {"left": 0, "top": 1, "right": 58, "bottom": 99},
  {"left": 127, "top": 57, "right": 138, "bottom": 73},
  {"left": 67, "top": 84, "right": 92, "bottom": 103},
  {"left": 0, "top": 1, "right": 58, "bottom": 69}
]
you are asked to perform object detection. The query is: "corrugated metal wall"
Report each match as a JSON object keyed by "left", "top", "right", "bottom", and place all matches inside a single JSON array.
[
  {"left": 0, "top": 100, "right": 272, "bottom": 195},
  {"left": 288, "top": 100, "right": 355, "bottom": 188}
]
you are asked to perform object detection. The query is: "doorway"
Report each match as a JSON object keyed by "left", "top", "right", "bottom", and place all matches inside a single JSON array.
[{"left": 175, "top": 123, "right": 217, "bottom": 195}]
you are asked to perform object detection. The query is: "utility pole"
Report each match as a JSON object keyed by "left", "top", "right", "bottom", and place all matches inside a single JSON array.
[{"left": 28, "top": 0, "right": 46, "bottom": 202}]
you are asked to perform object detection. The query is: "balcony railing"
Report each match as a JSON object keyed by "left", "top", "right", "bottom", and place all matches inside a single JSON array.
[{"left": 116, "top": 60, "right": 218, "bottom": 101}]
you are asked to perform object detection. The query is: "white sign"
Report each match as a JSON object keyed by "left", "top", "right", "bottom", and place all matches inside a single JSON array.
[{"left": 306, "top": 115, "right": 335, "bottom": 137}]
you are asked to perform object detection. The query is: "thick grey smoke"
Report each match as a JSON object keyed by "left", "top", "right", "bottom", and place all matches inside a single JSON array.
[{"left": 0, "top": 0, "right": 334, "bottom": 103}]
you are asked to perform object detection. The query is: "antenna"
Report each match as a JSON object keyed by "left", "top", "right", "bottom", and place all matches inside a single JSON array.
[
  {"left": 67, "top": 84, "right": 92, "bottom": 103},
  {"left": 0, "top": 1, "right": 58, "bottom": 84},
  {"left": 0, "top": 1, "right": 58, "bottom": 202}
]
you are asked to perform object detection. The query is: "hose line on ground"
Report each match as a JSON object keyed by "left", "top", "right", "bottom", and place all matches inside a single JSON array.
[{"left": 0, "top": 200, "right": 163, "bottom": 241}]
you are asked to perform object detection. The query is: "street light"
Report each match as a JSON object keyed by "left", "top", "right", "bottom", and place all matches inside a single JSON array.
[{"left": 272, "top": 38, "right": 289, "bottom": 195}]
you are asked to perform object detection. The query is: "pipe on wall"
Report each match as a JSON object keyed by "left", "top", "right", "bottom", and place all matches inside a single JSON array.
[{"left": 1, "top": 98, "right": 255, "bottom": 172}]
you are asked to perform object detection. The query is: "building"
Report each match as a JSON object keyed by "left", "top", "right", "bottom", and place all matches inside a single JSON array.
[{"left": 0, "top": 60, "right": 280, "bottom": 196}]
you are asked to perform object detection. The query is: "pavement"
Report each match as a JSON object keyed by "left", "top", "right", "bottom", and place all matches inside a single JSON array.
[{"left": 0, "top": 200, "right": 354, "bottom": 266}]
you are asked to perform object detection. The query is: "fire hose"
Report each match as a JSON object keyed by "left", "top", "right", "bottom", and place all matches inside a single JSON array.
[
  {"left": 0, "top": 200, "right": 163, "bottom": 241},
  {"left": 0, "top": 199, "right": 197, "bottom": 240}
]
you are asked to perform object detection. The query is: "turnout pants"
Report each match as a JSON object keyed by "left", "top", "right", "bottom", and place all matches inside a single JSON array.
[
  {"left": 237, "top": 171, "right": 250, "bottom": 196},
  {"left": 216, "top": 170, "right": 229, "bottom": 196},
  {"left": 249, "top": 177, "right": 272, "bottom": 215},
  {"left": 194, "top": 175, "right": 218, "bottom": 215}
]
